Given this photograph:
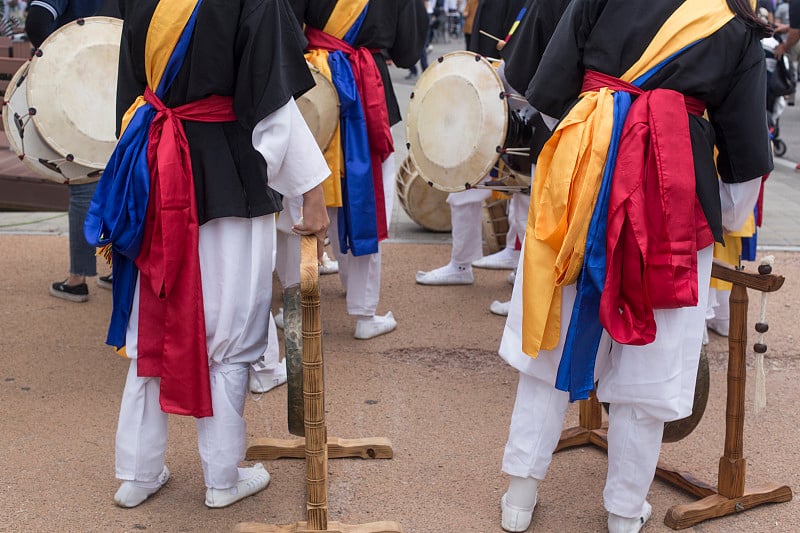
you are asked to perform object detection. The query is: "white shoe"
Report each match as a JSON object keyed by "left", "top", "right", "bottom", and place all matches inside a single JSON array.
[
  {"left": 507, "top": 270, "right": 516, "bottom": 285},
  {"left": 415, "top": 264, "right": 473, "bottom": 285},
  {"left": 707, "top": 318, "right": 729, "bottom": 337},
  {"left": 205, "top": 464, "right": 270, "bottom": 508},
  {"left": 318, "top": 252, "right": 339, "bottom": 275},
  {"left": 114, "top": 466, "right": 170, "bottom": 508},
  {"left": 702, "top": 327, "right": 709, "bottom": 346},
  {"left": 274, "top": 307, "right": 284, "bottom": 330},
  {"left": 490, "top": 300, "right": 509, "bottom": 316},
  {"left": 472, "top": 249, "right": 519, "bottom": 270},
  {"left": 501, "top": 492, "right": 536, "bottom": 532},
  {"left": 249, "top": 370, "right": 287, "bottom": 393},
  {"left": 354, "top": 311, "right": 397, "bottom": 340},
  {"left": 608, "top": 502, "right": 652, "bottom": 533}
]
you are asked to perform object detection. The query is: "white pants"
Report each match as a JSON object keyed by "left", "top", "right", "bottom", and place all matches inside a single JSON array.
[
  {"left": 500, "top": 242, "right": 713, "bottom": 517},
  {"left": 446, "top": 189, "right": 530, "bottom": 265},
  {"left": 328, "top": 154, "right": 395, "bottom": 317},
  {"left": 116, "top": 216, "right": 276, "bottom": 489}
]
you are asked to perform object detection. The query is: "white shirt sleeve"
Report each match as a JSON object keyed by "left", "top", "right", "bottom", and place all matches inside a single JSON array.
[
  {"left": 719, "top": 179, "right": 762, "bottom": 233},
  {"left": 251, "top": 98, "right": 331, "bottom": 198}
]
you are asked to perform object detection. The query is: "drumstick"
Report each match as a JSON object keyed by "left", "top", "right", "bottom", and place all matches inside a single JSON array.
[{"left": 479, "top": 30, "right": 504, "bottom": 44}]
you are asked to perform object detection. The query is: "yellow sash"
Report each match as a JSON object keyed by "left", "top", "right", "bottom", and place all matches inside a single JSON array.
[
  {"left": 119, "top": 1, "right": 200, "bottom": 134},
  {"left": 308, "top": 0, "right": 369, "bottom": 207},
  {"left": 521, "top": 0, "right": 735, "bottom": 356}
]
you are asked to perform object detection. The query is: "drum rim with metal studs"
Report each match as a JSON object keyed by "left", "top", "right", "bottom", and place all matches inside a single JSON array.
[
  {"left": 296, "top": 62, "right": 340, "bottom": 152},
  {"left": 26, "top": 16, "right": 122, "bottom": 169},
  {"left": 406, "top": 51, "right": 509, "bottom": 193},
  {"left": 2, "top": 61, "right": 100, "bottom": 184},
  {"left": 395, "top": 154, "right": 452, "bottom": 232}
]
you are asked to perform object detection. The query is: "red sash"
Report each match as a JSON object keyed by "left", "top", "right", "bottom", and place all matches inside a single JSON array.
[
  {"left": 135, "top": 88, "right": 237, "bottom": 417},
  {"left": 305, "top": 26, "right": 393, "bottom": 240},
  {"left": 585, "top": 71, "right": 714, "bottom": 345}
]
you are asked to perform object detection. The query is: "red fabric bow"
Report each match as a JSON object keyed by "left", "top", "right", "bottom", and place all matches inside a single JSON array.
[
  {"left": 135, "top": 88, "right": 237, "bottom": 417},
  {"left": 582, "top": 71, "right": 714, "bottom": 345},
  {"left": 305, "top": 26, "right": 393, "bottom": 240}
]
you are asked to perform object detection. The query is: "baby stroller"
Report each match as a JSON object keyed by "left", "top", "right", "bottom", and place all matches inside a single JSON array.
[{"left": 762, "top": 35, "right": 793, "bottom": 157}]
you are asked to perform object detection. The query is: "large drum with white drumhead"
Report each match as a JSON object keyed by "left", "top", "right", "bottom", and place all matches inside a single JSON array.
[
  {"left": 1, "top": 16, "right": 121, "bottom": 183},
  {"left": 296, "top": 62, "right": 340, "bottom": 151},
  {"left": 406, "top": 51, "right": 533, "bottom": 193}
]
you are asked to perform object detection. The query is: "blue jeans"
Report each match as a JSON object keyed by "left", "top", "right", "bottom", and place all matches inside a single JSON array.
[{"left": 68, "top": 181, "right": 98, "bottom": 277}]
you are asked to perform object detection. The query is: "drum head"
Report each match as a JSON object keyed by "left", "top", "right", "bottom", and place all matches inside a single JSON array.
[
  {"left": 2, "top": 61, "right": 99, "bottom": 184},
  {"left": 406, "top": 51, "right": 508, "bottom": 193},
  {"left": 297, "top": 63, "right": 340, "bottom": 151},
  {"left": 26, "top": 16, "right": 122, "bottom": 169}
]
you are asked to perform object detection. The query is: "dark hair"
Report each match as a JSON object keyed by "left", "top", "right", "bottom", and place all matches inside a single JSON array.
[{"left": 727, "top": 0, "right": 773, "bottom": 37}]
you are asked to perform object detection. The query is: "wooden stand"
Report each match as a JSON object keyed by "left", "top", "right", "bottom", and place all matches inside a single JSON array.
[
  {"left": 555, "top": 262, "right": 792, "bottom": 530},
  {"left": 237, "top": 237, "right": 401, "bottom": 533}
]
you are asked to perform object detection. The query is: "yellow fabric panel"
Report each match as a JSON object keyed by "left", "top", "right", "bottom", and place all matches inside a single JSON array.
[
  {"left": 710, "top": 234, "right": 742, "bottom": 291},
  {"left": 120, "top": 0, "right": 200, "bottom": 134},
  {"left": 323, "top": 0, "right": 369, "bottom": 39},
  {"left": 622, "top": 0, "right": 734, "bottom": 82},
  {"left": 521, "top": 89, "right": 614, "bottom": 354},
  {"left": 305, "top": 50, "right": 344, "bottom": 207}
]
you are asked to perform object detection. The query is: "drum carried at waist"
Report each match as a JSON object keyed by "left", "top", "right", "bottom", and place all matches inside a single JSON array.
[
  {"left": 2, "top": 16, "right": 122, "bottom": 184},
  {"left": 396, "top": 154, "right": 451, "bottom": 232},
  {"left": 296, "top": 62, "right": 340, "bottom": 151},
  {"left": 405, "top": 51, "right": 534, "bottom": 194}
]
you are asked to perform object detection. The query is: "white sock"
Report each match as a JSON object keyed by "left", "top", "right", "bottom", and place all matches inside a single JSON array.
[{"left": 506, "top": 475, "right": 538, "bottom": 509}]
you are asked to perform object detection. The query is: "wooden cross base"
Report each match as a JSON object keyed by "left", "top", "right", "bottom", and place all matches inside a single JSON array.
[
  {"left": 246, "top": 437, "right": 393, "bottom": 461},
  {"left": 234, "top": 520, "right": 402, "bottom": 533},
  {"left": 555, "top": 263, "right": 793, "bottom": 530}
]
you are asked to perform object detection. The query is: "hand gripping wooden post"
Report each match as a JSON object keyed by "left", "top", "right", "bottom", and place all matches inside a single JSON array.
[
  {"left": 553, "top": 260, "right": 792, "bottom": 530},
  {"left": 236, "top": 236, "right": 402, "bottom": 533}
]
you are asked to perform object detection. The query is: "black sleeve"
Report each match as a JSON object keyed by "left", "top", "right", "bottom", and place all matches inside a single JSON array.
[
  {"left": 24, "top": 4, "right": 56, "bottom": 48},
  {"left": 387, "top": 0, "right": 428, "bottom": 68},
  {"left": 234, "top": 0, "right": 314, "bottom": 130},
  {"left": 710, "top": 32, "right": 773, "bottom": 183},
  {"left": 115, "top": 18, "right": 144, "bottom": 136},
  {"left": 790, "top": 0, "right": 800, "bottom": 28},
  {"left": 526, "top": 0, "right": 600, "bottom": 118},
  {"left": 502, "top": 0, "right": 570, "bottom": 96}
]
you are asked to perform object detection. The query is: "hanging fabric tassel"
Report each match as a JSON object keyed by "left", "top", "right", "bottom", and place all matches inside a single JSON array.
[{"left": 753, "top": 255, "right": 774, "bottom": 414}]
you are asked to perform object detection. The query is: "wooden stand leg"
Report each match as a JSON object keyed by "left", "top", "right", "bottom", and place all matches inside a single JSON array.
[
  {"left": 238, "top": 237, "right": 401, "bottom": 532},
  {"left": 554, "top": 269, "right": 792, "bottom": 530}
]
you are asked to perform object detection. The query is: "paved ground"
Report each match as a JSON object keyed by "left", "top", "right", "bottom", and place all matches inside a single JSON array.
[{"left": 1, "top": 39, "right": 799, "bottom": 532}]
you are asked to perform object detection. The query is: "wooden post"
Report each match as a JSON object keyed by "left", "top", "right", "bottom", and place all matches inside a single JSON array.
[{"left": 236, "top": 237, "right": 402, "bottom": 533}]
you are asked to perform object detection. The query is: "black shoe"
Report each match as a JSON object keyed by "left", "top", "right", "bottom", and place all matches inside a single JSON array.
[
  {"left": 50, "top": 280, "right": 89, "bottom": 302},
  {"left": 97, "top": 274, "right": 113, "bottom": 290}
]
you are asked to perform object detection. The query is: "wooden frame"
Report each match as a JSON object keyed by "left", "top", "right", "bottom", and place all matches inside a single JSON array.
[
  {"left": 555, "top": 261, "right": 792, "bottom": 529},
  {"left": 236, "top": 236, "right": 401, "bottom": 533}
]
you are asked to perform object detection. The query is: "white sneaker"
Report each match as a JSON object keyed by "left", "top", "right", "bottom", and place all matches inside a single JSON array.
[
  {"left": 274, "top": 307, "right": 284, "bottom": 330},
  {"left": 472, "top": 249, "right": 519, "bottom": 270},
  {"left": 490, "top": 300, "right": 510, "bottom": 316},
  {"left": 501, "top": 492, "right": 536, "bottom": 532},
  {"left": 318, "top": 252, "right": 339, "bottom": 275},
  {"left": 415, "top": 264, "right": 474, "bottom": 285},
  {"left": 707, "top": 318, "right": 729, "bottom": 337},
  {"left": 249, "top": 370, "right": 287, "bottom": 393},
  {"left": 608, "top": 502, "right": 652, "bottom": 533},
  {"left": 114, "top": 466, "right": 170, "bottom": 508},
  {"left": 205, "top": 464, "right": 270, "bottom": 508},
  {"left": 354, "top": 311, "right": 397, "bottom": 340},
  {"left": 507, "top": 270, "right": 516, "bottom": 285}
]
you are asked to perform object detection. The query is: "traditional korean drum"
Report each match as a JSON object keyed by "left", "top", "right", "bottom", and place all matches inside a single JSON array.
[
  {"left": 482, "top": 197, "right": 509, "bottom": 254},
  {"left": 296, "top": 62, "right": 340, "bottom": 151},
  {"left": 395, "top": 154, "right": 451, "bottom": 232},
  {"left": 405, "top": 51, "right": 533, "bottom": 193},
  {"left": 2, "top": 16, "right": 121, "bottom": 184}
]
